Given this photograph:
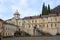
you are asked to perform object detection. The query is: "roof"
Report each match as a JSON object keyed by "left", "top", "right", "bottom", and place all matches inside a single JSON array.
[
  {"left": 5, "top": 19, "right": 12, "bottom": 22},
  {"left": 23, "top": 15, "right": 41, "bottom": 19},
  {"left": 0, "top": 19, "right": 4, "bottom": 21},
  {"left": 23, "top": 14, "right": 59, "bottom": 19},
  {"left": 3, "top": 22, "right": 18, "bottom": 27},
  {"left": 49, "top": 13, "right": 57, "bottom": 17}
]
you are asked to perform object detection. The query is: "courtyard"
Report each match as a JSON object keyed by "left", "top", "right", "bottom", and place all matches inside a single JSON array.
[{"left": 1, "top": 35, "right": 60, "bottom": 40}]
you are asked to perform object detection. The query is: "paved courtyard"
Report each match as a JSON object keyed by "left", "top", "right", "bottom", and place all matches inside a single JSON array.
[{"left": 1, "top": 35, "right": 60, "bottom": 40}]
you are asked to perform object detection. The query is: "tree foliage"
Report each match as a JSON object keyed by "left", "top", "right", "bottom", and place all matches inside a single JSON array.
[
  {"left": 42, "top": 3, "right": 50, "bottom": 15},
  {"left": 48, "top": 4, "right": 51, "bottom": 13}
]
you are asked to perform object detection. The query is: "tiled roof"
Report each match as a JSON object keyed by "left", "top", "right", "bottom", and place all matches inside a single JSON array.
[
  {"left": 23, "top": 15, "right": 41, "bottom": 19},
  {"left": 3, "top": 22, "right": 18, "bottom": 27},
  {"left": 0, "top": 19, "right": 4, "bottom": 21}
]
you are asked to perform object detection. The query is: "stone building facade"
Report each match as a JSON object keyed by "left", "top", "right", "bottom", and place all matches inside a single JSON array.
[
  {"left": 0, "top": 19, "right": 3, "bottom": 36},
  {"left": 6, "top": 5, "right": 60, "bottom": 36},
  {"left": 2, "top": 22, "right": 18, "bottom": 37},
  {"left": 0, "top": 19, "right": 18, "bottom": 37}
]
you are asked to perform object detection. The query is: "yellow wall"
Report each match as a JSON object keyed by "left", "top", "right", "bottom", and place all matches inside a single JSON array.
[
  {"left": 3, "top": 23, "right": 17, "bottom": 37},
  {"left": 0, "top": 20, "right": 3, "bottom": 32},
  {"left": 6, "top": 14, "right": 60, "bottom": 35}
]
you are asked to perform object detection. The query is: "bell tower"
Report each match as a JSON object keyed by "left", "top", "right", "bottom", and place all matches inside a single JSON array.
[
  {"left": 13, "top": 10, "right": 20, "bottom": 25},
  {"left": 14, "top": 10, "right": 20, "bottom": 19}
]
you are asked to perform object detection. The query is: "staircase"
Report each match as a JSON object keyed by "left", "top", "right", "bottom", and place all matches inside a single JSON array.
[{"left": 35, "top": 28, "right": 52, "bottom": 36}]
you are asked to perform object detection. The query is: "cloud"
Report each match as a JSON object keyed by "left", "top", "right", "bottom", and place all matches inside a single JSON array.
[
  {"left": 0, "top": 0, "right": 60, "bottom": 20},
  {"left": 20, "top": 0, "right": 27, "bottom": 6}
]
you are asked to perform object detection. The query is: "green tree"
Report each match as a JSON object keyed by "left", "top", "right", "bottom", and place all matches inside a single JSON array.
[
  {"left": 42, "top": 3, "right": 48, "bottom": 15},
  {"left": 42, "top": 3, "right": 45, "bottom": 15},
  {"left": 45, "top": 6, "right": 48, "bottom": 15},
  {"left": 48, "top": 4, "right": 51, "bottom": 13}
]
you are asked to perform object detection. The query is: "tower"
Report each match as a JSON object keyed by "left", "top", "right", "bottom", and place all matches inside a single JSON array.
[
  {"left": 14, "top": 10, "right": 20, "bottom": 19},
  {"left": 13, "top": 10, "right": 20, "bottom": 25}
]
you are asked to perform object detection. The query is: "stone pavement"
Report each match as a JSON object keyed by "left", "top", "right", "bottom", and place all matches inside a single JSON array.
[{"left": 1, "top": 35, "right": 60, "bottom": 40}]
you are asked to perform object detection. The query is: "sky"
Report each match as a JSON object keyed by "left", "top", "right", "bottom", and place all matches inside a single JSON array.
[{"left": 0, "top": 0, "right": 60, "bottom": 20}]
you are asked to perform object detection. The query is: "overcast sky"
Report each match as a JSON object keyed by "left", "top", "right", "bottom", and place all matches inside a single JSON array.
[{"left": 0, "top": 0, "right": 60, "bottom": 20}]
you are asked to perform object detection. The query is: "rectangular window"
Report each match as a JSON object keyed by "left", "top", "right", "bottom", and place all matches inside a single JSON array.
[
  {"left": 55, "top": 18, "right": 57, "bottom": 21},
  {"left": 35, "top": 20, "right": 37, "bottom": 23},
  {"left": 19, "top": 22, "right": 20, "bottom": 24},
  {"left": 51, "top": 23, "right": 52, "bottom": 27},
  {"left": 55, "top": 23, "right": 57, "bottom": 27},
  {"left": 32, "top": 20, "right": 34, "bottom": 23},
  {"left": 39, "top": 25, "right": 41, "bottom": 27},
  {"left": 47, "top": 24, "right": 48, "bottom": 28},
  {"left": 40, "top": 24, "right": 43, "bottom": 28},
  {"left": 5, "top": 27, "right": 7, "bottom": 30},
  {"left": 43, "top": 24, "right": 45, "bottom": 27},
  {"left": 51, "top": 18, "right": 52, "bottom": 21},
  {"left": 6, "top": 32, "right": 7, "bottom": 36},
  {"left": 29, "top": 25, "right": 30, "bottom": 28}
]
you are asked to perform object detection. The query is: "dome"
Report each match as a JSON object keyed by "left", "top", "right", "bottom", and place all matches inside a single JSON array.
[{"left": 14, "top": 10, "right": 20, "bottom": 15}]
